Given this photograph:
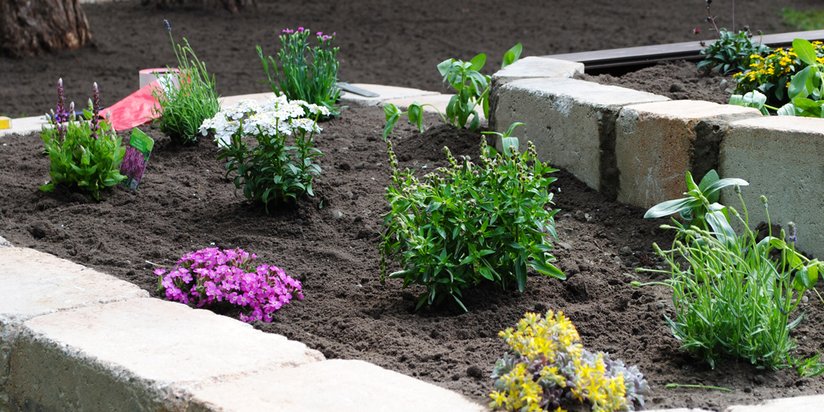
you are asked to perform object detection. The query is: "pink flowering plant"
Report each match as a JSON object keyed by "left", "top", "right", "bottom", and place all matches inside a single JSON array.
[{"left": 155, "top": 247, "right": 304, "bottom": 323}]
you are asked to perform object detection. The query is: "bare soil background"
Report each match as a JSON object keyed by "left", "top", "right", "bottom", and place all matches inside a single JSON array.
[
  {"left": 0, "top": 107, "right": 822, "bottom": 410},
  {"left": 0, "top": 0, "right": 819, "bottom": 116}
]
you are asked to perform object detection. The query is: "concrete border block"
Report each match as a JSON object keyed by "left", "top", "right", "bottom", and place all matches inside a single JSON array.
[
  {"left": 720, "top": 116, "right": 824, "bottom": 257},
  {"left": 7, "top": 298, "right": 323, "bottom": 410},
  {"left": 725, "top": 394, "right": 824, "bottom": 411},
  {"left": 493, "top": 78, "right": 668, "bottom": 195},
  {"left": 615, "top": 100, "right": 761, "bottom": 208},
  {"left": 185, "top": 359, "right": 485, "bottom": 412}
]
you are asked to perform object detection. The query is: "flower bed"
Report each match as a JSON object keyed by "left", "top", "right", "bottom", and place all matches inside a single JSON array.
[{"left": 1, "top": 106, "right": 823, "bottom": 410}]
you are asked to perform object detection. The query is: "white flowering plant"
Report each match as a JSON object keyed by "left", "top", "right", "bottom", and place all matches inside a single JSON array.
[{"left": 200, "top": 95, "right": 329, "bottom": 209}]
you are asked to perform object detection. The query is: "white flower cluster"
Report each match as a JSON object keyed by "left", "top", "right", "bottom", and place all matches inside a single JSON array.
[{"left": 200, "top": 94, "right": 330, "bottom": 147}]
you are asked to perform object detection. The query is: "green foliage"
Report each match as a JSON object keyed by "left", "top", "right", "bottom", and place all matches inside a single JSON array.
[
  {"left": 734, "top": 40, "right": 824, "bottom": 106},
  {"left": 41, "top": 102, "right": 126, "bottom": 200},
  {"left": 258, "top": 28, "right": 340, "bottom": 116},
  {"left": 775, "top": 39, "right": 824, "bottom": 117},
  {"left": 643, "top": 169, "right": 747, "bottom": 229},
  {"left": 380, "top": 126, "right": 564, "bottom": 311},
  {"left": 642, "top": 174, "right": 824, "bottom": 371},
  {"left": 213, "top": 98, "right": 325, "bottom": 210},
  {"left": 155, "top": 24, "right": 220, "bottom": 145},
  {"left": 698, "top": 29, "right": 770, "bottom": 75},
  {"left": 782, "top": 7, "right": 824, "bottom": 31},
  {"left": 382, "top": 43, "right": 522, "bottom": 139}
]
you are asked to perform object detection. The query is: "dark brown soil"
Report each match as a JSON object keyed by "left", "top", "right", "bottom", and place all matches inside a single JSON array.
[
  {"left": 1, "top": 0, "right": 819, "bottom": 117},
  {"left": 580, "top": 60, "right": 736, "bottom": 104},
  {"left": 0, "top": 106, "right": 822, "bottom": 411}
]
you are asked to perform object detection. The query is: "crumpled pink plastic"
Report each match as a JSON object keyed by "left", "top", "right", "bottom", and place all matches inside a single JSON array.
[{"left": 99, "top": 81, "right": 164, "bottom": 132}]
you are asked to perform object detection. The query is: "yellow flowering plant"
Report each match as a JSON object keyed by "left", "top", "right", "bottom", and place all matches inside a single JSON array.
[
  {"left": 734, "top": 40, "right": 824, "bottom": 105},
  {"left": 490, "top": 310, "right": 648, "bottom": 412}
]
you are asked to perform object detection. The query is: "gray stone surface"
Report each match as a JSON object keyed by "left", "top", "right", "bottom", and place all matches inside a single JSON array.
[
  {"left": 7, "top": 298, "right": 323, "bottom": 410},
  {"left": 339, "top": 83, "right": 439, "bottom": 107},
  {"left": 186, "top": 359, "right": 486, "bottom": 412},
  {"left": 615, "top": 100, "right": 760, "bottom": 208},
  {"left": 720, "top": 116, "right": 824, "bottom": 257},
  {"left": 725, "top": 394, "right": 824, "bottom": 411},
  {"left": 0, "top": 236, "right": 10, "bottom": 248},
  {"left": 492, "top": 56, "right": 584, "bottom": 85},
  {"left": 0, "top": 115, "right": 48, "bottom": 137},
  {"left": 494, "top": 78, "right": 668, "bottom": 193}
]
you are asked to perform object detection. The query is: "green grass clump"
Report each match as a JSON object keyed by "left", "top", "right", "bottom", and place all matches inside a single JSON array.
[{"left": 782, "top": 8, "right": 824, "bottom": 31}]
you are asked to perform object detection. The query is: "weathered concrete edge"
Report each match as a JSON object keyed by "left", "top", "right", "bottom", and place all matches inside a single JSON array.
[{"left": 0, "top": 247, "right": 483, "bottom": 411}]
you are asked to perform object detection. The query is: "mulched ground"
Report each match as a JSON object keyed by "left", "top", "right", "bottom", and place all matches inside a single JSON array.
[
  {"left": 0, "top": 107, "right": 822, "bottom": 411},
  {"left": 0, "top": 0, "right": 819, "bottom": 117}
]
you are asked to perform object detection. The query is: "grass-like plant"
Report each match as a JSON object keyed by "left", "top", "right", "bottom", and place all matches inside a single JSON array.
[
  {"left": 782, "top": 7, "right": 824, "bottom": 31},
  {"left": 40, "top": 79, "right": 126, "bottom": 200},
  {"left": 380, "top": 124, "right": 564, "bottom": 311},
  {"left": 382, "top": 43, "right": 522, "bottom": 139},
  {"left": 155, "top": 20, "right": 220, "bottom": 145},
  {"left": 641, "top": 175, "right": 824, "bottom": 371},
  {"left": 200, "top": 95, "right": 328, "bottom": 210},
  {"left": 258, "top": 27, "right": 340, "bottom": 116}
]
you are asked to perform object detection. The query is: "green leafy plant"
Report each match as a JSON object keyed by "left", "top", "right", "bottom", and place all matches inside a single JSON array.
[
  {"left": 734, "top": 40, "right": 824, "bottom": 105},
  {"left": 155, "top": 20, "right": 220, "bottom": 145},
  {"left": 41, "top": 80, "right": 126, "bottom": 200},
  {"left": 380, "top": 124, "right": 564, "bottom": 311},
  {"left": 776, "top": 39, "right": 824, "bottom": 117},
  {"left": 698, "top": 29, "right": 770, "bottom": 74},
  {"left": 200, "top": 96, "right": 328, "bottom": 210},
  {"left": 643, "top": 169, "right": 747, "bottom": 229},
  {"left": 782, "top": 7, "right": 824, "bottom": 31},
  {"left": 258, "top": 27, "right": 340, "bottom": 116},
  {"left": 382, "top": 43, "right": 522, "bottom": 139},
  {"left": 641, "top": 174, "right": 824, "bottom": 371}
]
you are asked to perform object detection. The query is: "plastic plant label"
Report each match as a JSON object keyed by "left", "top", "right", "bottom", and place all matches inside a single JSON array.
[{"left": 121, "top": 128, "right": 154, "bottom": 190}]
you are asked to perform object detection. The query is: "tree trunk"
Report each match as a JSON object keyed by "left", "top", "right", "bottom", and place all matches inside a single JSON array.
[
  {"left": 141, "top": 0, "right": 256, "bottom": 13},
  {"left": 0, "top": 0, "right": 91, "bottom": 57}
]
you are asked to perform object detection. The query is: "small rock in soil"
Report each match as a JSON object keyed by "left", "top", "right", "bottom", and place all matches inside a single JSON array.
[
  {"left": 466, "top": 365, "right": 484, "bottom": 379},
  {"left": 331, "top": 209, "right": 344, "bottom": 219},
  {"left": 619, "top": 246, "right": 632, "bottom": 255}
]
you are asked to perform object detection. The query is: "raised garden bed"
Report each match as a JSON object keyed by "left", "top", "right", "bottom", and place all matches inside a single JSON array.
[{"left": 1, "top": 106, "right": 823, "bottom": 410}]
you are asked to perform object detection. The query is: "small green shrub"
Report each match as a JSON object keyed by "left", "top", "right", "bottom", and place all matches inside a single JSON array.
[
  {"left": 380, "top": 125, "right": 564, "bottom": 311},
  {"left": 258, "top": 27, "right": 340, "bottom": 116},
  {"left": 382, "top": 43, "right": 522, "bottom": 139},
  {"left": 698, "top": 29, "right": 770, "bottom": 75},
  {"left": 201, "top": 95, "right": 328, "bottom": 210},
  {"left": 155, "top": 20, "right": 220, "bottom": 145},
  {"left": 490, "top": 310, "right": 648, "bottom": 412},
  {"left": 642, "top": 175, "right": 823, "bottom": 370},
  {"left": 41, "top": 80, "right": 126, "bottom": 200}
]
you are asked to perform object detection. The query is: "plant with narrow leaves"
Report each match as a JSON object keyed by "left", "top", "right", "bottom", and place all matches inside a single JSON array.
[
  {"left": 258, "top": 27, "right": 340, "bottom": 116},
  {"left": 382, "top": 43, "right": 522, "bottom": 139},
  {"left": 380, "top": 126, "right": 563, "bottom": 311},
  {"left": 41, "top": 80, "right": 126, "bottom": 200},
  {"left": 155, "top": 20, "right": 220, "bottom": 145},
  {"left": 698, "top": 29, "right": 770, "bottom": 74},
  {"left": 641, "top": 172, "right": 824, "bottom": 373}
]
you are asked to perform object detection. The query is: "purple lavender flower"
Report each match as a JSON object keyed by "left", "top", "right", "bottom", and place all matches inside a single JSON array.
[
  {"left": 90, "top": 82, "right": 101, "bottom": 139},
  {"left": 281, "top": 28, "right": 295, "bottom": 35},
  {"left": 164, "top": 19, "right": 172, "bottom": 32}
]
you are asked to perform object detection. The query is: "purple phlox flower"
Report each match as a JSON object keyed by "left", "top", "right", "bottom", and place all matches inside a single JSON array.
[
  {"left": 316, "top": 31, "right": 323, "bottom": 36},
  {"left": 297, "top": 26, "right": 305, "bottom": 32},
  {"left": 281, "top": 28, "right": 294, "bottom": 35}
]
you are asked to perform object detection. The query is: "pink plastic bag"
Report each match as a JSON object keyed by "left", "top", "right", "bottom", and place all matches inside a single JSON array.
[{"left": 99, "top": 81, "right": 164, "bottom": 132}]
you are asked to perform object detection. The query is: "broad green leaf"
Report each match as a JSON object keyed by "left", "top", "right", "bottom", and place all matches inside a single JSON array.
[
  {"left": 793, "top": 38, "right": 817, "bottom": 66},
  {"left": 437, "top": 58, "right": 454, "bottom": 77},
  {"left": 789, "top": 66, "right": 814, "bottom": 99},
  {"left": 777, "top": 103, "right": 798, "bottom": 116},
  {"left": 530, "top": 259, "right": 565, "bottom": 280},
  {"left": 501, "top": 43, "right": 523, "bottom": 69},
  {"left": 703, "top": 178, "right": 749, "bottom": 198},
  {"left": 469, "top": 53, "right": 487, "bottom": 71},
  {"left": 644, "top": 197, "right": 698, "bottom": 219},
  {"left": 706, "top": 211, "right": 736, "bottom": 245}
]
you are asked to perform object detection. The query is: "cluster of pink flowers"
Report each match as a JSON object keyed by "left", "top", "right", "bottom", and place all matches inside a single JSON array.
[{"left": 154, "top": 247, "right": 304, "bottom": 323}]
